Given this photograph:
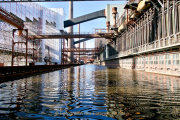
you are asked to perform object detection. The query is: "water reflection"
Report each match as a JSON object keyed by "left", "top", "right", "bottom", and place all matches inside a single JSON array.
[{"left": 0, "top": 65, "right": 180, "bottom": 119}]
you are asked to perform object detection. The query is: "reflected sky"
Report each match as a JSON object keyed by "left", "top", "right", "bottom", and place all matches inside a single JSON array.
[{"left": 0, "top": 65, "right": 180, "bottom": 120}]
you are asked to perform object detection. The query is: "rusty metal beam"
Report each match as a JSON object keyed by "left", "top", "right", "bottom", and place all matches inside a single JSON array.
[
  {"left": 32, "top": 33, "right": 113, "bottom": 39},
  {"left": 74, "top": 53, "right": 98, "bottom": 55},
  {"left": 1, "top": 0, "right": 121, "bottom": 2},
  {"left": 63, "top": 48, "right": 99, "bottom": 52},
  {"left": 0, "top": 7, "right": 24, "bottom": 29}
]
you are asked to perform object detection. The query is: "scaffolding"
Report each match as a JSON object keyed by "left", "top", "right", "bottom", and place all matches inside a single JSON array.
[{"left": 0, "top": 3, "right": 63, "bottom": 66}]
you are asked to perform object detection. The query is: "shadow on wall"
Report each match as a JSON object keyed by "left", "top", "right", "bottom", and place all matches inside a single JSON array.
[{"left": 101, "top": 59, "right": 120, "bottom": 68}]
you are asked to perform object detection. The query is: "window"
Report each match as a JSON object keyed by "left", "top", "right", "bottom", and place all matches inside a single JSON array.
[
  {"left": 173, "top": 53, "right": 179, "bottom": 65},
  {"left": 139, "top": 58, "right": 141, "bottom": 64},
  {"left": 165, "top": 54, "right": 171, "bottom": 65},
  {"left": 154, "top": 56, "right": 158, "bottom": 64},
  {"left": 149, "top": 56, "right": 153, "bottom": 64},
  {"left": 159, "top": 55, "right": 164, "bottom": 65},
  {"left": 136, "top": 58, "right": 138, "bottom": 64},
  {"left": 146, "top": 57, "right": 148, "bottom": 64}
]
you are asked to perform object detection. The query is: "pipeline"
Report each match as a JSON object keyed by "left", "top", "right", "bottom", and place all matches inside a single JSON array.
[{"left": 117, "top": 0, "right": 152, "bottom": 34}]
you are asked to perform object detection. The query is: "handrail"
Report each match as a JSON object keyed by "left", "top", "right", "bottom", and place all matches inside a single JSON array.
[{"left": 106, "top": 34, "right": 180, "bottom": 61}]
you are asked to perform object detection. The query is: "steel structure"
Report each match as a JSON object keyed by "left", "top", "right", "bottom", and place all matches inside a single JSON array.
[
  {"left": 0, "top": 3, "right": 64, "bottom": 66},
  {"left": 64, "top": 9, "right": 106, "bottom": 28},
  {"left": 0, "top": 7, "right": 24, "bottom": 30},
  {"left": 97, "top": 0, "right": 180, "bottom": 76},
  {"left": 63, "top": 48, "right": 99, "bottom": 52},
  {"left": 32, "top": 32, "right": 113, "bottom": 39},
  {"left": 12, "top": 29, "right": 28, "bottom": 66},
  {"left": 0, "top": 0, "right": 122, "bottom": 1},
  {"left": 74, "top": 38, "right": 92, "bottom": 44}
]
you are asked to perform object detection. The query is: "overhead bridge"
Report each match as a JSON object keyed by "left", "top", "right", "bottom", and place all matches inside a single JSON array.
[
  {"left": 1, "top": 0, "right": 120, "bottom": 1},
  {"left": 32, "top": 33, "right": 113, "bottom": 39},
  {"left": 74, "top": 38, "right": 92, "bottom": 44},
  {"left": 0, "top": 7, "right": 24, "bottom": 36},
  {"left": 63, "top": 48, "right": 99, "bottom": 52},
  {"left": 64, "top": 9, "right": 106, "bottom": 28},
  {"left": 74, "top": 53, "right": 98, "bottom": 55}
]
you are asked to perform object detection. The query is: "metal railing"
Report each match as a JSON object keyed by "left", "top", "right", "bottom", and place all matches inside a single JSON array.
[
  {"left": 63, "top": 48, "right": 99, "bottom": 52},
  {"left": 0, "top": 43, "right": 34, "bottom": 55},
  {"left": 105, "top": 34, "right": 180, "bottom": 61}
]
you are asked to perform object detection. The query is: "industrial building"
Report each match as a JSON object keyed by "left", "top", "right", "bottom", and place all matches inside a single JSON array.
[
  {"left": 97, "top": 0, "right": 180, "bottom": 76},
  {"left": 1, "top": 1, "right": 180, "bottom": 120},
  {"left": 0, "top": 3, "right": 65, "bottom": 66},
  {"left": 0, "top": 0, "right": 180, "bottom": 77}
]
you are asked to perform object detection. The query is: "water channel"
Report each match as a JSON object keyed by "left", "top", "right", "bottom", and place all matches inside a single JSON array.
[{"left": 0, "top": 65, "right": 180, "bottom": 120}]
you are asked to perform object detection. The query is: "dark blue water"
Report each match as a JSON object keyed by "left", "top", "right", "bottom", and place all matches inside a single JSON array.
[{"left": 0, "top": 65, "right": 180, "bottom": 120}]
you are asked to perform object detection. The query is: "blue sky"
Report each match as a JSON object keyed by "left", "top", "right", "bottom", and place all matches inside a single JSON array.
[{"left": 37, "top": 1, "right": 125, "bottom": 48}]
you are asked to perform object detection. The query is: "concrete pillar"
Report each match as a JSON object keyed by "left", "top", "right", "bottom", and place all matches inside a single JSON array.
[
  {"left": 106, "top": 45, "right": 109, "bottom": 59},
  {"left": 77, "top": 24, "right": 80, "bottom": 63},
  {"left": 68, "top": 1, "right": 74, "bottom": 63},
  {"left": 106, "top": 21, "right": 110, "bottom": 32},
  {"left": 112, "top": 7, "right": 117, "bottom": 28}
]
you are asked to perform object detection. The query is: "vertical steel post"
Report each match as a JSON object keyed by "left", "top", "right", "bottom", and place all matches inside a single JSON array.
[
  {"left": 158, "top": 12, "right": 161, "bottom": 48},
  {"left": 162, "top": 0, "right": 165, "bottom": 46},
  {"left": 11, "top": 29, "right": 15, "bottom": 66},
  {"left": 26, "top": 29, "right": 28, "bottom": 66},
  {"left": 78, "top": 24, "right": 80, "bottom": 63},
  {"left": 144, "top": 14, "right": 147, "bottom": 50},
  {"left": 135, "top": 25, "right": 137, "bottom": 49},
  {"left": 178, "top": 3, "right": 180, "bottom": 32},
  {"left": 147, "top": 11, "right": 150, "bottom": 45},
  {"left": 150, "top": 9, "right": 152, "bottom": 43},
  {"left": 33, "top": 40, "right": 35, "bottom": 62},
  {"left": 173, "top": 1, "right": 177, "bottom": 38},
  {"left": 167, "top": 0, "right": 170, "bottom": 44},
  {"left": 61, "top": 38, "right": 63, "bottom": 64}
]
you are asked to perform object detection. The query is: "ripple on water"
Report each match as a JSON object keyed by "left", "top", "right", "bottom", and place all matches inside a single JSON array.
[{"left": 0, "top": 65, "right": 180, "bottom": 119}]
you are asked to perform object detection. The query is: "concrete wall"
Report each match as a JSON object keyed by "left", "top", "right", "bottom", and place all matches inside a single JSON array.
[
  {"left": 0, "top": 54, "right": 11, "bottom": 66},
  {"left": 101, "top": 59, "right": 119, "bottom": 68},
  {"left": 119, "top": 52, "right": 180, "bottom": 76},
  {"left": 99, "top": 51, "right": 180, "bottom": 76}
]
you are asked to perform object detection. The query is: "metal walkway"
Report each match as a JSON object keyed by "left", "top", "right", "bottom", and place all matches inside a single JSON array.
[
  {"left": 32, "top": 33, "right": 113, "bottom": 39},
  {"left": 64, "top": 9, "right": 106, "bottom": 28},
  {"left": 63, "top": 48, "right": 99, "bottom": 52}
]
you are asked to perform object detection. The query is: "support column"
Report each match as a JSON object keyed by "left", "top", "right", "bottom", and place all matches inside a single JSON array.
[
  {"left": 106, "top": 44, "right": 109, "bottom": 59},
  {"left": 144, "top": 14, "right": 147, "bottom": 50},
  {"left": 162, "top": 0, "right": 165, "bottom": 46},
  {"left": 112, "top": 7, "right": 117, "bottom": 28},
  {"left": 77, "top": 24, "right": 80, "bottom": 63},
  {"left": 167, "top": 1, "right": 170, "bottom": 44},
  {"left": 173, "top": 1, "right": 177, "bottom": 38},
  {"left": 106, "top": 21, "right": 110, "bottom": 32},
  {"left": 68, "top": 1, "right": 74, "bottom": 63},
  {"left": 106, "top": 21, "right": 110, "bottom": 59}
]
